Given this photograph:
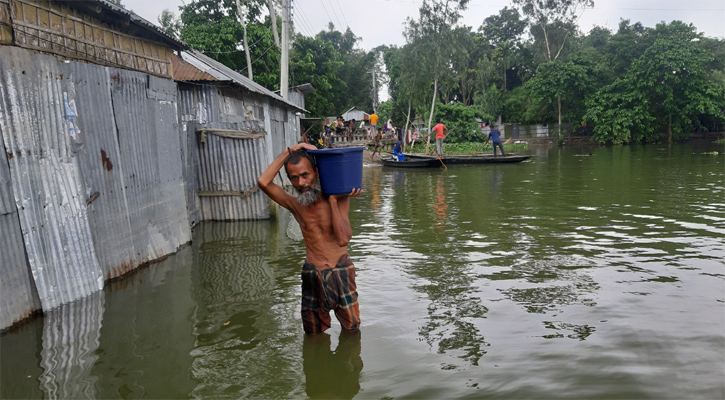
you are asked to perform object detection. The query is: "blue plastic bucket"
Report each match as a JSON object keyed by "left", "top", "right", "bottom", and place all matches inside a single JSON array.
[{"left": 308, "top": 147, "right": 364, "bottom": 195}]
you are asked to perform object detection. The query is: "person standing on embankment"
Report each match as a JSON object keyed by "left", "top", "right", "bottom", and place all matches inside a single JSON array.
[{"left": 257, "top": 143, "right": 363, "bottom": 335}]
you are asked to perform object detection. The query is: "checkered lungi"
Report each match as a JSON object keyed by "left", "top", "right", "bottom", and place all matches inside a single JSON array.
[{"left": 301, "top": 254, "right": 360, "bottom": 335}]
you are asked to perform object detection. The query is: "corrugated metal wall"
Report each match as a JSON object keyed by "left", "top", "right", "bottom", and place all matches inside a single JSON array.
[
  {"left": 1, "top": 44, "right": 300, "bottom": 328},
  {"left": 0, "top": 45, "right": 192, "bottom": 329},
  {"left": 0, "top": 127, "right": 42, "bottom": 329},
  {"left": 178, "top": 84, "right": 271, "bottom": 221},
  {"left": 0, "top": 46, "right": 104, "bottom": 314},
  {"left": 68, "top": 63, "right": 191, "bottom": 280}
]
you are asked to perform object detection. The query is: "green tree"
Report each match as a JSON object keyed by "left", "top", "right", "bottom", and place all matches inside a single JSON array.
[
  {"left": 158, "top": 9, "right": 180, "bottom": 38},
  {"left": 178, "top": 0, "right": 265, "bottom": 72},
  {"left": 405, "top": 0, "right": 470, "bottom": 150},
  {"left": 290, "top": 35, "right": 345, "bottom": 118},
  {"left": 480, "top": 6, "right": 527, "bottom": 91},
  {"left": 513, "top": 0, "right": 593, "bottom": 62},
  {"left": 433, "top": 102, "right": 488, "bottom": 143},
  {"left": 527, "top": 59, "right": 592, "bottom": 138},
  {"left": 585, "top": 21, "right": 723, "bottom": 143}
]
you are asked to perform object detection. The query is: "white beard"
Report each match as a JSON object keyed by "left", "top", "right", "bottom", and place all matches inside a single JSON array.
[
  {"left": 294, "top": 177, "right": 322, "bottom": 206},
  {"left": 296, "top": 188, "right": 321, "bottom": 206}
]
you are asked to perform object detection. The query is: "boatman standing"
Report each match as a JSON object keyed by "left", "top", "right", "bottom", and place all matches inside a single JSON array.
[
  {"left": 422, "top": 118, "right": 448, "bottom": 157},
  {"left": 258, "top": 143, "right": 363, "bottom": 335},
  {"left": 485, "top": 125, "right": 506, "bottom": 157}
]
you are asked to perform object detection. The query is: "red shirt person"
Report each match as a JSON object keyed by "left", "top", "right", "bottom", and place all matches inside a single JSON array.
[{"left": 423, "top": 118, "right": 449, "bottom": 156}]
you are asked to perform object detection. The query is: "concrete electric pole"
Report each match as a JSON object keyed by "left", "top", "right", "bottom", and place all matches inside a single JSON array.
[{"left": 280, "top": 0, "right": 289, "bottom": 100}]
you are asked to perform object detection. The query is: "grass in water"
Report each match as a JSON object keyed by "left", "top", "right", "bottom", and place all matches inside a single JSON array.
[{"left": 406, "top": 141, "right": 528, "bottom": 154}]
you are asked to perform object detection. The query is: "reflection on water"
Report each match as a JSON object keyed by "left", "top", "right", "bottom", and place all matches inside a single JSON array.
[
  {"left": 39, "top": 291, "right": 104, "bottom": 399},
  {"left": 189, "top": 222, "right": 304, "bottom": 399},
  {"left": 303, "top": 330, "right": 362, "bottom": 399},
  {"left": 1, "top": 144, "right": 723, "bottom": 399}
]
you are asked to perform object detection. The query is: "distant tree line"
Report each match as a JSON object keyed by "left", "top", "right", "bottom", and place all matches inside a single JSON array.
[{"left": 159, "top": 0, "right": 725, "bottom": 144}]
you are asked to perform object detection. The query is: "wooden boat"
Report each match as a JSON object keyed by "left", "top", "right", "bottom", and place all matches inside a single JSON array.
[
  {"left": 379, "top": 154, "right": 442, "bottom": 168},
  {"left": 404, "top": 153, "right": 531, "bottom": 164}
]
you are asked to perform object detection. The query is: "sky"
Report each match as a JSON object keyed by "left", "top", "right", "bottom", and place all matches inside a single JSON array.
[{"left": 125, "top": 0, "right": 725, "bottom": 50}]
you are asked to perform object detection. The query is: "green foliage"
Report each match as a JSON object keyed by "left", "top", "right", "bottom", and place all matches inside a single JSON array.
[
  {"left": 513, "top": 0, "right": 594, "bottom": 62},
  {"left": 585, "top": 21, "right": 725, "bottom": 144},
  {"left": 290, "top": 36, "right": 345, "bottom": 117},
  {"left": 158, "top": 9, "right": 180, "bottom": 38},
  {"left": 481, "top": 7, "right": 527, "bottom": 46},
  {"left": 527, "top": 59, "right": 593, "bottom": 134},
  {"left": 179, "top": 0, "right": 266, "bottom": 72},
  {"left": 376, "top": 100, "right": 394, "bottom": 124},
  {"left": 432, "top": 102, "right": 490, "bottom": 143},
  {"left": 172, "top": 0, "right": 724, "bottom": 143}
]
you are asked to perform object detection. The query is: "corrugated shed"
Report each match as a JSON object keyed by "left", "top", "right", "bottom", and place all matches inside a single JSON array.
[
  {"left": 177, "top": 50, "right": 306, "bottom": 113},
  {"left": 64, "top": 62, "right": 136, "bottom": 281},
  {"left": 0, "top": 46, "right": 104, "bottom": 310},
  {"left": 0, "top": 133, "right": 42, "bottom": 329},
  {"left": 66, "top": 62, "right": 191, "bottom": 280},
  {"left": 178, "top": 84, "right": 271, "bottom": 221},
  {"left": 197, "top": 132, "right": 269, "bottom": 220},
  {"left": 0, "top": 45, "right": 194, "bottom": 329},
  {"left": 82, "top": 67, "right": 189, "bottom": 278}
]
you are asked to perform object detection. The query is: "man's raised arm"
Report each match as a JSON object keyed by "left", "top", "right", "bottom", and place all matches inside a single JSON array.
[{"left": 257, "top": 143, "right": 316, "bottom": 210}]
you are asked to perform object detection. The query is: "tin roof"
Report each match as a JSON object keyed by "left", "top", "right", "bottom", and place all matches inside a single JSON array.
[
  {"left": 172, "top": 53, "right": 218, "bottom": 81},
  {"left": 174, "top": 49, "right": 307, "bottom": 112},
  {"left": 91, "top": 0, "right": 187, "bottom": 50}
]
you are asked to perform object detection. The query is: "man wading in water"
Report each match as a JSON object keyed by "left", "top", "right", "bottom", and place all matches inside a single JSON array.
[{"left": 258, "top": 143, "right": 363, "bottom": 335}]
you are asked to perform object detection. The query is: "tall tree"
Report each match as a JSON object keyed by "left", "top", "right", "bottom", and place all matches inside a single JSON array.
[
  {"left": 290, "top": 35, "right": 345, "bottom": 117},
  {"left": 513, "top": 0, "right": 593, "bottom": 62},
  {"left": 480, "top": 6, "right": 527, "bottom": 91},
  {"left": 179, "top": 0, "right": 265, "bottom": 72},
  {"left": 527, "top": 59, "right": 591, "bottom": 137},
  {"left": 405, "top": 0, "right": 470, "bottom": 149}
]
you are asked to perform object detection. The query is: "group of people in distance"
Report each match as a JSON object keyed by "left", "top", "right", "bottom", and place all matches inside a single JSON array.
[{"left": 315, "top": 113, "right": 509, "bottom": 161}]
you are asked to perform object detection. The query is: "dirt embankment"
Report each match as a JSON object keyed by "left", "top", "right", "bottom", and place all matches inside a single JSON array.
[{"left": 363, "top": 149, "right": 384, "bottom": 166}]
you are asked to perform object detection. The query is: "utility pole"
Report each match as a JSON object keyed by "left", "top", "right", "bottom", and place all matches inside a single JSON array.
[
  {"left": 368, "top": 69, "right": 378, "bottom": 114},
  {"left": 235, "top": 0, "right": 253, "bottom": 80},
  {"left": 280, "top": 0, "right": 289, "bottom": 100}
]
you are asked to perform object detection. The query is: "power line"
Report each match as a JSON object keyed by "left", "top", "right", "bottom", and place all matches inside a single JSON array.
[
  {"left": 318, "top": 0, "right": 335, "bottom": 28},
  {"left": 200, "top": 30, "right": 272, "bottom": 54},
  {"left": 296, "top": 4, "right": 320, "bottom": 36},
  {"left": 293, "top": 13, "right": 314, "bottom": 37},
  {"left": 240, "top": 42, "right": 278, "bottom": 72},
  {"left": 333, "top": 0, "right": 349, "bottom": 29},
  {"left": 292, "top": 3, "right": 316, "bottom": 36},
  {"left": 326, "top": 0, "right": 344, "bottom": 29}
]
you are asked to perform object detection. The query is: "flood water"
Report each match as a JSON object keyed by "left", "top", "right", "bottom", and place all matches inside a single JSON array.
[{"left": 2, "top": 143, "right": 724, "bottom": 399}]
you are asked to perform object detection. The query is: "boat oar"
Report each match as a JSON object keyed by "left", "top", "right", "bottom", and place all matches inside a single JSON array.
[{"left": 436, "top": 154, "right": 447, "bottom": 170}]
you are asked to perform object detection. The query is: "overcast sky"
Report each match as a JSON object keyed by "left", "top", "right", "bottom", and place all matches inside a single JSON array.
[{"left": 125, "top": 0, "right": 724, "bottom": 50}]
